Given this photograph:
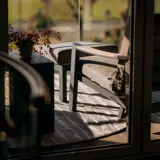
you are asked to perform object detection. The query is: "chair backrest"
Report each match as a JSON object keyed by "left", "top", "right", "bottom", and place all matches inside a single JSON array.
[
  {"left": 119, "top": 18, "right": 130, "bottom": 56},
  {"left": 119, "top": 13, "right": 160, "bottom": 91},
  {"left": 153, "top": 14, "right": 160, "bottom": 90}
]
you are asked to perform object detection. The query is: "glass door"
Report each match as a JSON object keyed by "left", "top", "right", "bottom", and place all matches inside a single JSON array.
[
  {"left": 143, "top": 0, "right": 160, "bottom": 153},
  {"left": 3, "top": 0, "right": 147, "bottom": 159},
  {"left": 37, "top": 0, "right": 144, "bottom": 158}
]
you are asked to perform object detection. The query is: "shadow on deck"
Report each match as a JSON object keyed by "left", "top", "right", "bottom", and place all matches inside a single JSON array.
[{"left": 4, "top": 73, "right": 160, "bottom": 151}]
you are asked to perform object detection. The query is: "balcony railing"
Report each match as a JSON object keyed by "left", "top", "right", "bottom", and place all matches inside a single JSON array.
[{"left": 0, "top": 51, "right": 50, "bottom": 159}]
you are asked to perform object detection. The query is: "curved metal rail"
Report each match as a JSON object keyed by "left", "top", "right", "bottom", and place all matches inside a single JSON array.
[
  {"left": 0, "top": 51, "right": 51, "bottom": 159},
  {"left": 0, "top": 51, "right": 50, "bottom": 103}
]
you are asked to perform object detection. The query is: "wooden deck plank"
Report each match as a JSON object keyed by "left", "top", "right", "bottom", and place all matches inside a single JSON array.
[
  {"left": 151, "top": 113, "right": 160, "bottom": 140},
  {"left": 4, "top": 72, "right": 160, "bottom": 148}
]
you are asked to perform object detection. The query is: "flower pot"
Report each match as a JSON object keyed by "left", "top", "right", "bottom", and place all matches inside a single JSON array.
[{"left": 18, "top": 40, "right": 34, "bottom": 61}]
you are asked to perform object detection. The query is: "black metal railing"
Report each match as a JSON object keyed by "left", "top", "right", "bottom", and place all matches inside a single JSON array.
[{"left": 0, "top": 51, "right": 50, "bottom": 160}]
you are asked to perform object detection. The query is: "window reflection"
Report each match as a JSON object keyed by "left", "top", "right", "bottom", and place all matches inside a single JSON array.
[{"left": 8, "top": 0, "right": 131, "bottom": 153}]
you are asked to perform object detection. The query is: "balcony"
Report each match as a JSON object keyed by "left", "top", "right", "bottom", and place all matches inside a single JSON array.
[{"left": 0, "top": 0, "right": 160, "bottom": 159}]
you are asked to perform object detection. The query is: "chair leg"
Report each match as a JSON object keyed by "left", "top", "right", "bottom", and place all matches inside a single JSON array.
[
  {"left": 69, "top": 72, "right": 78, "bottom": 112},
  {"left": 118, "top": 107, "right": 126, "bottom": 120},
  {"left": 69, "top": 45, "right": 79, "bottom": 112},
  {"left": 118, "top": 94, "right": 128, "bottom": 120},
  {"left": 59, "top": 66, "right": 67, "bottom": 102}
]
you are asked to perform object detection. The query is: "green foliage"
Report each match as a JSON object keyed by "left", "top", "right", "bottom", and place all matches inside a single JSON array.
[
  {"left": 36, "top": 17, "right": 56, "bottom": 29},
  {"left": 92, "top": 0, "right": 127, "bottom": 20},
  {"left": 9, "top": 0, "right": 128, "bottom": 22},
  {"left": 9, "top": 0, "right": 44, "bottom": 23},
  {"left": 9, "top": 0, "right": 160, "bottom": 23},
  {"left": 92, "top": 27, "right": 122, "bottom": 45},
  {"left": 155, "top": 0, "right": 160, "bottom": 13}
]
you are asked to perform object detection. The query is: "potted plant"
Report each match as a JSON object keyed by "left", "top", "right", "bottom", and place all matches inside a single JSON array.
[{"left": 8, "top": 24, "right": 61, "bottom": 61}]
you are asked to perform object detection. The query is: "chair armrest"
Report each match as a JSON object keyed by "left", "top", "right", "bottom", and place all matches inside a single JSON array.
[
  {"left": 36, "top": 42, "right": 119, "bottom": 65},
  {"left": 75, "top": 45, "right": 129, "bottom": 60},
  {"left": 91, "top": 44, "right": 118, "bottom": 53},
  {"left": 72, "top": 41, "right": 118, "bottom": 53}
]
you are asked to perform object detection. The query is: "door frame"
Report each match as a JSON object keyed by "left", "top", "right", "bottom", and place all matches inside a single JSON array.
[
  {"left": 142, "top": 0, "right": 160, "bottom": 153},
  {"left": 38, "top": 0, "right": 145, "bottom": 158},
  {"left": 5, "top": 0, "right": 147, "bottom": 159}
]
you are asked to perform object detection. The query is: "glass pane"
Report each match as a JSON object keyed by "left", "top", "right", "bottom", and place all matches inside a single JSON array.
[
  {"left": 8, "top": 0, "right": 133, "bottom": 156},
  {"left": 9, "top": 0, "right": 79, "bottom": 44},
  {"left": 51, "top": 0, "right": 130, "bottom": 151},
  {"left": 150, "top": 0, "right": 160, "bottom": 141},
  {"left": 82, "top": 0, "right": 129, "bottom": 45}
]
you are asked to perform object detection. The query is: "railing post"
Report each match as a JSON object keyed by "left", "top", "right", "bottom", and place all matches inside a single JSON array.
[
  {"left": 0, "top": 1, "right": 8, "bottom": 52},
  {"left": 33, "top": 97, "right": 46, "bottom": 160}
]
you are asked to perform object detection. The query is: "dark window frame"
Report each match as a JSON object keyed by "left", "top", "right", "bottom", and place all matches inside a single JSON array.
[
  {"left": 2, "top": 0, "right": 152, "bottom": 159},
  {"left": 142, "top": 0, "right": 160, "bottom": 153},
  {"left": 0, "top": 1, "right": 8, "bottom": 110}
]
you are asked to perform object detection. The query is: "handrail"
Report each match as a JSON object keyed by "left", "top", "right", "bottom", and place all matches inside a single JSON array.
[
  {"left": 0, "top": 51, "right": 50, "bottom": 103},
  {"left": 0, "top": 51, "right": 51, "bottom": 159}
]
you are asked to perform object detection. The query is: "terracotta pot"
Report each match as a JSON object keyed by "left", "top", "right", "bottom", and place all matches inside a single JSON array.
[{"left": 18, "top": 40, "right": 34, "bottom": 61}]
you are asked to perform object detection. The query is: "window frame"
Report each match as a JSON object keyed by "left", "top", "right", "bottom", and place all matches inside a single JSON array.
[
  {"left": 142, "top": 0, "right": 160, "bottom": 153},
  {"left": 5, "top": 0, "right": 148, "bottom": 159}
]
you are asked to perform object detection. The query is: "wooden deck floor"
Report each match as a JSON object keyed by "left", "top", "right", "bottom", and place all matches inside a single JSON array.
[
  {"left": 49, "top": 74, "right": 160, "bottom": 150},
  {"left": 4, "top": 72, "right": 160, "bottom": 150},
  {"left": 48, "top": 120, "right": 160, "bottom": 151},
  {"left": 151, "top": 112, "right": 160, "bottom": 141}
]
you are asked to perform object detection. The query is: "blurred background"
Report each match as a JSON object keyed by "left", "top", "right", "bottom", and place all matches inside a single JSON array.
[{"left": 8, "top": 0, "right": 160, "bottom": 45}]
